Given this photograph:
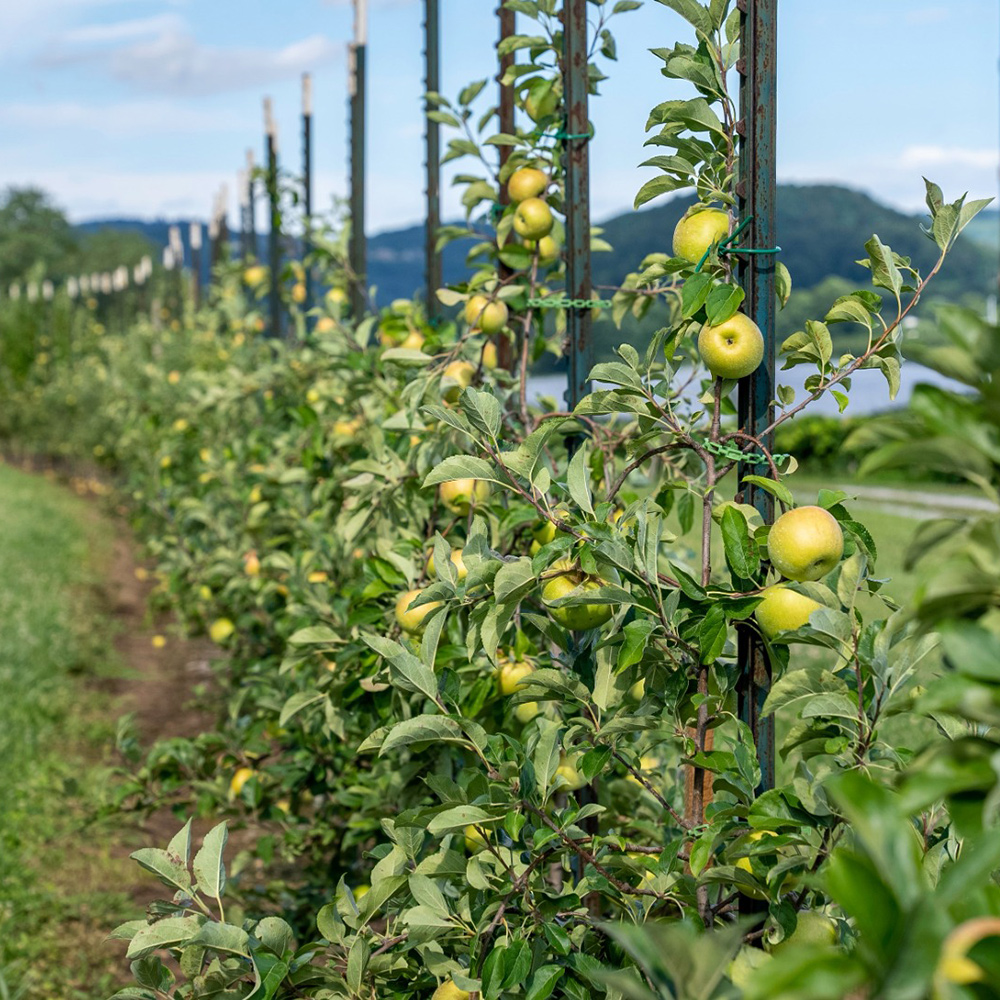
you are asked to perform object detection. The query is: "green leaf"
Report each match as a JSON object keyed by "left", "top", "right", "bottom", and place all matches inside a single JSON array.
[
  {"left": 129, "top": 847, "right": 192, "bottom": 895},
  {"left": 278, "top": 690, "right": 326, "bottom": 727},
  {"left": 461, "top": 389, "right": 502, "bottom": 440},
  {"left": 864, "top": 235, "right": 903, "bottom": 300},
  {"left": 289, "top": 625, "right": 339, "bottom": 645},
  {"left": 705, "top": 283, "right": 745, "bottom": 326},
  {"left": 653, "top": 0, "right": 712, "bottom": 36},
  {"left": 423, "top": 455, "right": 504, "bottom": 488},
  {"left": 190, "top": 921, "right": 250, "bottom": 957},
  {"left": 775, "top": 261, "right": 792, "bottom": 308},
  {"left": 380, "top": 715, "right": 470, "bottom": 756},
  {"left": 681, "top": 272, "right": 712, "bottom": 317},
  {"left": 742, "top": 475, "right": 794, "bottom": 507},
  {"left": 126, "top": 917, "right": 202, "bottom": 959},
  {"left": 617, "top": 619, "right": 656, "bottom": 671},
  {"left": 363, "top": 634, "right": 440, "bottom": 702},
  {"left": 567, "top": 444, "right": 594, "bottom": 515},
  {"left": 427, "top": 805, "right": 503, "bottom": 837},
  {"left": 721, "top": 505, "right": 759, "bottom": 580},
  {"left": 167, "top": 819, "right": 192, "bottom": 867},
  {"left": 192, "top": 822, "right": 228, "bottom": 902},
  {"left": 525, "top": 965, "right": 564, "bottom": 1000},
  {"left": 698, "top": 605, "right": 728, "bottom": 664},
  {"left": 634, "top": 173, "right": 691, "bottom": 209}
]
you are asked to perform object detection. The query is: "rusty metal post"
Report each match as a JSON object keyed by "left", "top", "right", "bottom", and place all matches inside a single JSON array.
[
  {"left": 563, "top": 0, "right": 592, "bottom": 410},
  {"left": 302, "top": 72, "right": 315, "bottom": 324},
  {"left": 424, "top": 0, "right": 442, "bottom": 323},
  {"left": 736, "top": 0, "right": 777, "bottom": 819},
  {"left": 265, "top": 98, "right": 282, "bottom": 339},
  {"left": 348, "top": 0, "right": 368, "bottom": 322},
  {"left": 494, "top": 3, "right": 516, "bottom": 369}
]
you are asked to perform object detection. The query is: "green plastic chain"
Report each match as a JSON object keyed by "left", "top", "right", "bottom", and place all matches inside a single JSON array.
[
  {"left": 704, "top": 439, "right": 790, "bottom": 465},
  {"left": 527, "top": 297, "right": 613, "bottom": 309}
]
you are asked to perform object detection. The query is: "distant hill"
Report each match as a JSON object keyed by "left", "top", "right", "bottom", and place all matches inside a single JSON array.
[{"left": 74, "top": 184, "right": 996, "bottom": 306}]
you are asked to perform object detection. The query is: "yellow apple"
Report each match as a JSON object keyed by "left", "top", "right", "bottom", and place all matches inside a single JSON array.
[
  {"left": 481, "top": 342, "right": 498, "bottom": 370},
  {"left": 554, "top": 753, "right": 588, "bottom": 791},
  {"left": 672, "top": 208, "right": 730, "bottom": 263},
  {"left": 514, "top": 701, "right": 541, "bottom": 723},
  {"left": 463, "top": 824, "right": 487, "bottom": 853},
  {"left": 427, "top": 547, "right": 467, "bottom": 581},
  {"left": 400, "top": 330, "right": 426, "bottom": 351},
  {"left": 464, "top": 295, "right": 508, "bottom": 335},
  {"left": 755, "top": 584, "right": 822, "bottom": 638},
  {"left": 442, "top": 360, "right": 476, "bottom": 403},
  {"left": 316, "top": 316, "right": 337, "bottom": 334},
  {"left": 497, "top": 659, "right": 534, "bottom": 695},
  {"left": 431, "top": 980, "right": 471, "bottom": 1000},
  {"left": 698, "top": 311, "right": 765, "bottom": 380},
  {"left": 209, "top": 618, "right": 235, "bottom": 643},
  {"left": 767, "top": 505, "right": 845, "bottom": 582},
  {"left": 439, "top": 479, "right": 491, "bottom": 515},
  {"left": 292, "top": 282, "right": 307, "bottom": 304},
  {"left": 513, "top": 198, "right": 554, "bottom": 241},
  {"left": 508, "top": 167, "right": 548, "bottom": 203},
  {"left": 244, "top": 551, "right": 261, "bottom": 576},
  {"left": 541, "top": 558, "right": 614, "bottom": 631},
  {"left": 243, "top": 265, "right": 267, "bottom": 287},
  {"left": 395, "top": 588, "right": 442, "bottom": 635},
  {"left": 326, "top": 287, "right": 347, "bottom": 307},
  {"left": 535, "top": 235, "right": 560, "bottom": 265},
  {"left": 230, "top": 766, "right": 255, "bottom": 797}
]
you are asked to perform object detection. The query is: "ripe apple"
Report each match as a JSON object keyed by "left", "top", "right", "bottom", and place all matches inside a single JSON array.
[
  {"left": 530, "top": 510, "right": 570, "bottom": 554},
  {"left": 771, "top": 912, "right": 838, "bottom": 954},
  {"left": 292, "top": 282, "right": 307, "bottom": 304},
  {"left": 497, "top": 658, "right": 534, "bottom": 695},
  {"left": 464, "top": 295, "right": 508, "bottom": 335},
  {"left": 513, "top": 198, "right": 554, "bottom": 240},
  {"left": 672, "top": 208, "right": 730, "bottom": 263},
  {"left": 439, "top": 479, "right": 491, "bottom": 515},
  {"left": 481, "top": 342, "right": 498, "bottom": 370},
  {"left": 554, "top": 753, "right": 588, "bottom": 791},
  {"left": 514, "top": 701, "right": 540, "bottom": 723},
  {"left": 400, "top": 330, "right": 425, "bottom": 351},
  {"left": 432, "top": 981, "right": 471, "bottom": 1000},
  {"left": 441, "top": 360, "right": 476, "bottom": 403},
  {"left": 541, "top": 558, "right": 614, "bottom": 630},
  {"left": 523, "top": 79, "right": 559, "bottom": 122},
  {"left": 243, "top": 265, "right": 267, "bottom": 287},
  {"left": 209, "top": 618, "right": 235, "bottom": 644},
  {"left": 325, "top": 287, "right": 347, "bottom": 308},
  {"left": 316, "top": 316, "right": 337, "bottom": 334},
  {"left": 535, "top": 235, "right": 560, "bottom": 265},
  {"left": 755, "top": 584, "right": 822, "bottom": 638},
  {"left": 427, "top": 547, "right": 467, "bottom": 581},
  {"left": 767, "top": 505, "right": 845, "bottom": 582},
  {"left": 244, "top": 551, "right": 261, "bottom": 576},
  {"left": 508, "top": 167, "right": 548, "bottom": 203},
  {"left": 394, "top": 588, "right": 442, "bottom": 635},
  {"left": 698, "top": 312, "right": 764, "bottom": 380}
]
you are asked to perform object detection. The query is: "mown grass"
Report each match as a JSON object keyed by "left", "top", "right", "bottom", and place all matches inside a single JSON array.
[{"left": 0, "top": 462, "right": 132, "bottom": 999}]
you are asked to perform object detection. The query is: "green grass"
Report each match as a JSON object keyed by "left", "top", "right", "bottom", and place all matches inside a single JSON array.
[{"left": 0, "top": 463, "right": 133, "bottom": 999}]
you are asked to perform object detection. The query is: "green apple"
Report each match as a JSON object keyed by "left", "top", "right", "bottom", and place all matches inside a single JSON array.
[
  {"left": 672, "top": 208, "right": 730, "bottom": 263},
  {"left": 755, "top": 584, "right": 822, "bottom": 638},
  {"left": 541, "top": 558, "right": 614, "bottom": 630},
  {"left": 439, "top": 478, "right": 491, "bottom": 515},
  {"left": 464, "top": 295, "right": 508, "bottom": 335},
  {"left": 427, "top": 547, "right": 467, "bottom": 581},
  {"left": 463, "top": 824, "right": 487, "bottom": 854},
  {"left": 698, "top": 311, "right": 765, "bottom": 380},
  {"left": 728, "top": 947, "right": 772, "bottom": 988},
  {"left": 431, "top": 980, "right": 471, "bottom": 1000},
  {"left": 508, "top": 167, "right": 548, "bottom": 203},
  {"left": 441, "top": 360, "right": 475, "bottom": 403},
  {"left": 523, "top": 79, "right": 559, "bottom": 122},
  {"left": 498, "top": 658, "right": 534, "bottom": 695},
  {"left": 535, "top": 234, "right": 560, "bottom": 265},
  {"left": 400, "top": 330, "right": 425, "bottom": 351},
  {"left": 767, "top": 505, "right": 845, "bottom": 581},
  {"left": 394, "top": 588, "right": 442, "bottom": 635},
  {"left": 771, "top": 912, "right": 838, "bottom": 954},
  {"left": 513, "top": 198, "right": 554, "bottom": 240},
  {"left": 514, "top": 701, "right": 541, "bottom": 723},
  {"left": 481, "top": 341, "right": 498, "bottom": 370}
]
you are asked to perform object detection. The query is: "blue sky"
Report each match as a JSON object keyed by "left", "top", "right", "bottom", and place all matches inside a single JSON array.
[{"left": 0, "top": 0, "right": 996, "bottom": 233}]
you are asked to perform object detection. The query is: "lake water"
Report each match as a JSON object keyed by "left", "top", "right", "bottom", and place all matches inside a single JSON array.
[{"left": 527, "top": 362, "right": 962, "bottom": 418}]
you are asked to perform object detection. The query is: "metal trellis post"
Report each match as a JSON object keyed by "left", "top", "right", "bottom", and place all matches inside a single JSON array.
[
  {"left": 190, "top": 221, "right": 202, "bottom": 310},
  {"left": 424, "top": 0, "right": 442, "bottom": 324},
  {"left": 736, "top": 0, "right": 778, "bottom": 819},
  {"left": 246, "top": 149, "right": 258, "bottom": 261},
  {"left": 303, "top": 73, "right": 315, "bottom": 326},
  {"left": 265, "top": 98, "right": 282, "bottom": 339},
  {"left": 563, "top": 0, "right": 592, "bottom": 411},
  {"left": 349, "top": 0, "right": 368, "bottom": 322},
  {"left": 495, "top": 3, "right": 516, "bottom": 369}
]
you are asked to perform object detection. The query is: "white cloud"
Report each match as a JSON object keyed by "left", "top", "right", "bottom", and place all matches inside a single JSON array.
[
  {"left": 0, "top": 100, "right": 237, "bottom": 135},
  {"left": 899, "top": 145, "right": 998, "bottom": 171},
  {"left": 905, "top": 7, "right": 950, "bottom": 25},
  {"left": 59, "top": 13, "right": 184, "bottom": 45}
]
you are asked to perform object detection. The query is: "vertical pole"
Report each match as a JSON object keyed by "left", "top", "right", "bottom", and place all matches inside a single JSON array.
[
  {"left": 563, "top": 0, "right": 592, "bottom": 410},
  {"left": 348, "top": 0, "right": 368, "bottom": 321},
  {"left": 736, "top": 0, "right": 777, "bottom": 827},
  {"left": 424, "top": 0, "right": 442, "bottom": 323},
  {"left": 302, "top": 72, "right": 315, "bottom": 324},
  {"left": 246, "top": 149, "right": 258, "bottom": 261},
  {"left": 265, "top": 98, "right": 282, "bottom": 339},
  {"left": 495, "top": 3, "right": 516, "bottom": 368},
  {"left": 190, "top": 221, "right": 202, "bottom": 310},
  {"left": 217, "top": 184, "right": 230, "bottom": 267}
]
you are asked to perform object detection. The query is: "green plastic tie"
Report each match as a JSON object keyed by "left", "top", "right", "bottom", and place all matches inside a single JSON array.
[
  {"left": 703, "top": 439, "right": 790, "bottom": 466},
  {"left": 527, "top": 296, "right": 613, "bottom": 309},
  {"left": 693, "top": 215, "right": 781, "bottom": 273}
]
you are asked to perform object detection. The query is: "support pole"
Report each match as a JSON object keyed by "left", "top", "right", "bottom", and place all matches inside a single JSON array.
[
  {"left": 265, "top": 98, "right": 282, "bottom": 339},
  {"left": 424, "top": 0, "right": 442, "bottom": 323},
  {"left": 190, "top": 221, "right": 202, "bottom": 310},
  {"left": 736, "top": 0, "right": 777, "bottom": 821},
  {"left": 495, "top": 3, "right": 516, "bottom": 368},
  {"left": 563, "top": 0, "right": 592, "bottom": 410},
  {"left": 246, "top": 149, "right": 257, "bottom": 261},
  {"left": 348, "top": 0, "right": 368, "bottom": 322},
  {"left": 302, "top": 72, "right": 315, "bottom": 323}
]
